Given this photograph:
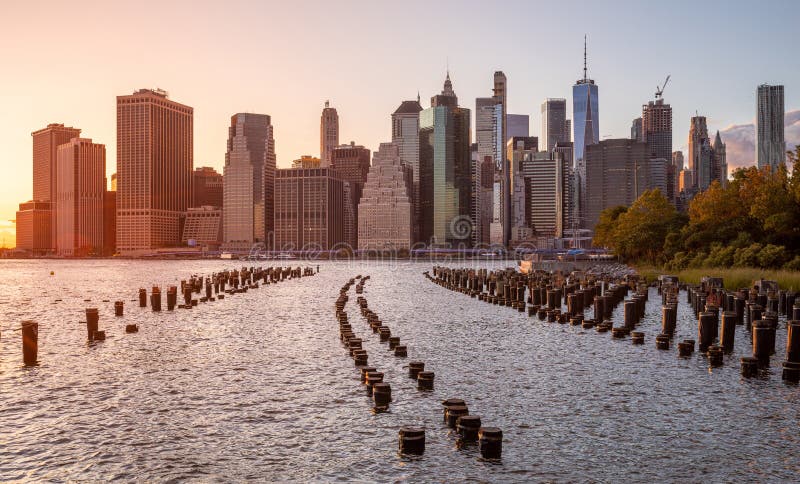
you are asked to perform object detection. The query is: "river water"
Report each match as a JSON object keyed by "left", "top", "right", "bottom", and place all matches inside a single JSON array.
[{"left": 0, "top": 259, "right": 798, "bottom": 482}]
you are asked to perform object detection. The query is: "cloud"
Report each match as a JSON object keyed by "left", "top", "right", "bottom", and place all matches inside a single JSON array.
[{"left": 719, "top": 110, "right": 800, "bottom": 170}]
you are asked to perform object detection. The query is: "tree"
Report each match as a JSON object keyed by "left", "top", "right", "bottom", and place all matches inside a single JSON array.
[
  {"left": 683, "top": 180, "right": 750, "bottom": 250},
  {"left": 613, "top": 189, "right": 681, "bottom": 263},
  {"left": 592, "top": 205, "right": 627, "bottom": 249},
  {"left": 593, "top": 189, "right": 681, "bottom": 263}
]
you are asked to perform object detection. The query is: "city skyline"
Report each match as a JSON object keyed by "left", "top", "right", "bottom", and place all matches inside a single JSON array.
[{"left": 2, "top": 0, "right": 799, "bottom": 246}]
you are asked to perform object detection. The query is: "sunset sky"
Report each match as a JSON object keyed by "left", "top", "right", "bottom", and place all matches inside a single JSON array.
[{"left": 1, "top": 0, "right": 798, "bottom": 247}]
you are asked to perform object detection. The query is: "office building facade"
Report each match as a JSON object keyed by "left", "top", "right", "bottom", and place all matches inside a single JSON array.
[
  {"left": 507, "top": 114, "right": 530, "bottom": 140},
  {"left": 642, "top": 98, "right": 673, "bottom": 199},
  {"left": 116, "top": 89, "right": 193, "bottom": 254},
  {"left": 193, "top": 166, "right": 223, "bottom": 208},
  {"left": 32, "top": 123, "right": 82, "bottom": 249},
  {"left": 391, "top": 98, "right": 423, "bottom": 242},
  {"left": 331, "top": 142, "right": 371, "bottom": 248},
  {"left": 274, "top": 167, "right": 346, "bottom": 251},
  {"left": 541, "top": 98, "right": 570, "bottom": 151},
  {"left": 358, "top": 143, "right": 413, "bottom": 250},
  {"left": 320, "top": 101, "right": 339, "bottom": 167},
  {"left": 223, "top": 113, "right": 276, "bottom": 250},
  {"left": 584, "top": 139, "right": 666, "bottom": 230},
  {"left": 55, "top": 138, "right": 106, "bottom": 255},
  {"left": 756, "top": 84, "right": 785, "bottom": 169},
  {"left": 520, "top": 150, "right": 572, "bottom": 239},
  {"left": 15, "top": 201, "right": 53, "bottom": 255},
  {"left": 182, "top": 206, "right": 223, "bottom": 249},
  {"left": 420, "top": 73, "right": 471, "bottom": 247}
]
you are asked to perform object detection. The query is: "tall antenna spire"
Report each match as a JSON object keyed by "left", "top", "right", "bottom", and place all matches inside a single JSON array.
[{"left": 583, "top": 35, "right": 588, "bottom": 80}]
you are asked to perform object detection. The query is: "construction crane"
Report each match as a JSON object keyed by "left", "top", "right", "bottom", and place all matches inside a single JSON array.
[{"left": 655, "top": 75, "right": 670, "bottom": 100}]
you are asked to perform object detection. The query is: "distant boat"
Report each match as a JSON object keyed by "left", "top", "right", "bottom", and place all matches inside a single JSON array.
[
  {"left": 220, "top": 252, "right": 234, "bottom": 260},
  {"left": 274, "top": 252, "right": 296, "bottom": 260}
]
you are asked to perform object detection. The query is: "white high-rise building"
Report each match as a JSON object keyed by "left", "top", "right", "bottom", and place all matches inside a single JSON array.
[
  {"left": 358, "top": 143, "right": 413, "bottom": 250},
  {"left": 756, "top": 84, "right": 785, "bottom": 169},
  {"left": 391, "top": 98, "right": 422, "bottom": 242}
]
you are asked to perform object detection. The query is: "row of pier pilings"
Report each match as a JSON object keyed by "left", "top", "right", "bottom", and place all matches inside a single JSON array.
[
  {"left": 10, "top": 266, "right": 316, "bottom": 367},
  {"left": 336, "top": 276, "right": 399, "bottom": 414},
  {"left": 686, "top": 283, "right": 800, "bottom": 380},
  {"left": 335, "top": 275, "right": 502, "bottom": 460},
  {"left": 424, "top": 266, "right": 632, "bottom": 331},
  {"left": 426, "top": 267, "right": 800, "bottom": 384}
]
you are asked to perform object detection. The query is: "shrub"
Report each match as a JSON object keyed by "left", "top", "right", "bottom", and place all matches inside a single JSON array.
[
  {"left": 734, "top": 243, "right": 762, "bottom": 267},
  {"left": 784, "top": 255, "right": 800, "bottom": 271},
  {"left": 689, "top": 251, "right": 708, "bottom": 268},
  {"left": 758, "top": 244, "right": 788, "bottom": 269},
  {"left": 666, "top": 251, "right": 690, "bottom": 271},
  {"left": 705, "top": 243, "right": 735, "bottom": 268}
]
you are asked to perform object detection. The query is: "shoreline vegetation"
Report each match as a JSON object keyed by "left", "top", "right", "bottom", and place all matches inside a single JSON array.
[
  {"left": 636, "top": 266, "right": 800, "bottom": 291},
  {"left": 595, "top": 147, "right": 800, "bottom": 286}
]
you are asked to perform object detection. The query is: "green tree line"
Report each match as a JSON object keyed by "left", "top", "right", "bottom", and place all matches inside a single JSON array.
[{"left": 593, "top": 147, "right": 800, "bottom": 271}]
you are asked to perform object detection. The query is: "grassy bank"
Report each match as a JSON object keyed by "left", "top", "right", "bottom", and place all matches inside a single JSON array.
[{"left": 635, "top": 266, "right": 800, "bottom": 291}]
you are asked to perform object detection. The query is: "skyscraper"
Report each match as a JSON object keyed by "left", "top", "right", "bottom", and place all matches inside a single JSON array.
[
  {"left": 331, "top": 142, "right": 371, "bottom": 249},
  {"left": 320, "top": 101, "right": 339, "bottom": 167},
  {"left": 631, "top": 118, "right": 643, "bottom": 141},
  {"left": 470, "top": 142, "right": 494, "bottom": 248},
  {"left": 358, "top": 143, "right": 413, "bottom": 250},
  {"left": 642, "top": 98, "right": 673, "bottom": 200},
  {"left": 756, "top": 84, "right": 785, "bottom": 169},
  {"left": 688, "top": 116, "right": 719, "bottom": 191},
  {"left": 475, "top": 96, "right": 498, "bottom": 246},
  {"left": 712, "top": 131, "right": 728, "bottom": 187},
  {"left": 116, "top": 89, "right": 193, "bottom": 254},
  {"left": 391, "top": 97, "right": 423, "bottom": 242},
  {"left": 14, "top": 201, "right": 52, "bottom": 255},
  {"left": 419, "top": 72, "right": 471, "bottom": 246},
  {"left": 193, "top": 166, "right": 223, "bottom": 208},
  {"left": 541, "top": 98, "right": 570, "bottom": 151},
  {"left": 642, "top": 99, "right": 673, "bottom": 161},
  {"left": 506, "top": 136, "right": 538, "bottom": 243},
  {"left": 32, "top": 123, "right": 82, "bottom": 249},
  {"left": 506, "top": 114, "right": 530, "bottom": 140},
  {"left": 688, "top": 116, "right": 706, "bottom": 187},
  {"left": 573, "top": 37, "right": 599, "bottom": 228},
  {"left": 274, "top": 167, "right": 346, "bottom": 251},
  {"left": 573, "top": 38, "right": 599, "bottom": 163},
  {"left": 55, "top": 138, "right": 106, "bottom": 256},
  {"left": 103, "top": 189, "right": 116, "bottom": 256},
  {"left": 679, "top": 168, "right": 693, "bottom": 193},
  {"left": 672, "top": 151, "right": 684, "bottom": 201},
  {"left": 223, "top": 113, "right": 276, "bottom": 251},
  {"left": 32, "top": 123, "right": 82, "bottom": 203},
  {"left": 520, "top": 151, "right": 572, "bottom": 239},
  {"left": 584, "top": 139, "right": 666, "bottom": 230},
  {"left": 493, "top": 71, "right": 510, "bottom": 247}
]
